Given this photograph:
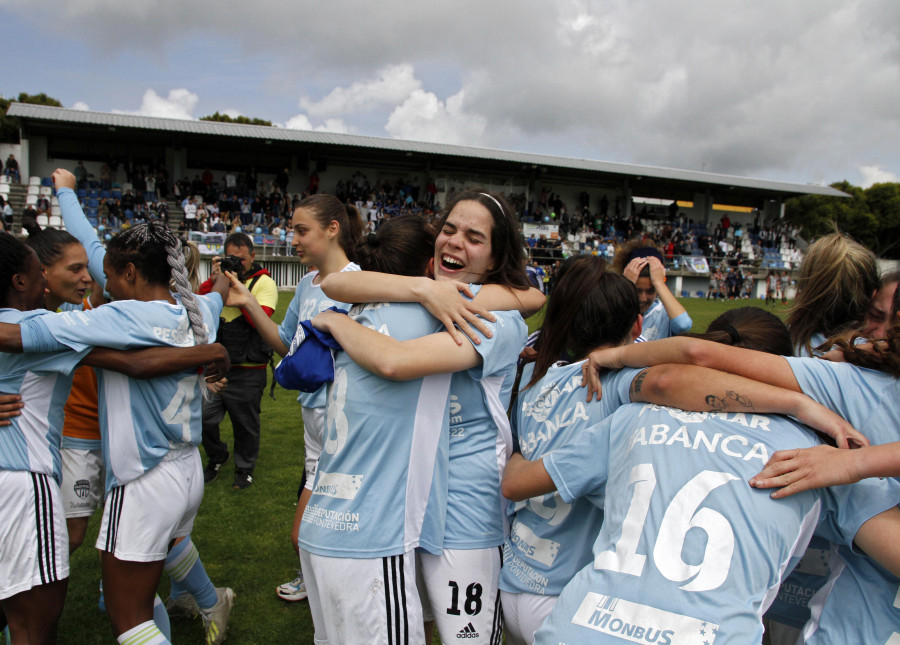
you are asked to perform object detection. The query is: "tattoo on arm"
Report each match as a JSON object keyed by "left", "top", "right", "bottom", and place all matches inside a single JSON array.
[
  {"left": 705, "top": 394, "right": 728, "bottom": 411},
  {"left": 630, "top": 369, "right": 650, "bottom": 398},
  {"left": 704, "top": 390, "right": 754, "bottom": 412}
]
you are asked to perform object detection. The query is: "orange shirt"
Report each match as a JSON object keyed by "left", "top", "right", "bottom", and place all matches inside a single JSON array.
[{"left": 62, "top": 298, "right": 101, "bottom": 441}]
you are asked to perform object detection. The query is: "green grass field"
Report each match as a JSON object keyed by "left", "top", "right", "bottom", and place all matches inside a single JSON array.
[{"left": 44, "top": 294, "right": 787, "bottom": 644}]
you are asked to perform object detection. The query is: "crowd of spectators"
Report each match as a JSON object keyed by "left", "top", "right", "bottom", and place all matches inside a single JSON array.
[{"left": 5, "top": 159, "right": 807, "bottom": 281}]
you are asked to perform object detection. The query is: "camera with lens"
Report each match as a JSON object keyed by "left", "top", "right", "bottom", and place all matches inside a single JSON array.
[{"left": 219, "top": 255, "right": 246, "bottom": 282}]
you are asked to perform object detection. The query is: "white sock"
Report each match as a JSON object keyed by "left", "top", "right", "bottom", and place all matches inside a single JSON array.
[{"left": 116, "top": 619, "right": 170, "bottom": 645}]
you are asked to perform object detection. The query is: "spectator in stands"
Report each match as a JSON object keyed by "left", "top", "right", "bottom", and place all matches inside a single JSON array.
[
  {"left": 99, "top": 161, "right": 111, "bottom": 190},
  {"left": 74, "top": 161, "right": 88, "bottom": 189},
  {"left": 4, "top": 154, "right": 20, "bottom": 182},
  {"left": 276, "top": 168, "right": 290, "bottom": 195},
  {"left": 133, "top": 170, "right": 146, "bottom": 205},
  {"left": 184, "top": 196, "right": 198, "bottom": 232},
  {"left": 2, "top": 198, "right": 13, "bottom": 227},
  {"left": 121, "top": 189, "right": 135, "bottom": 222},
  {"left": 36, "top": 194, "right": 51, "bottom": 216},
  {"left": 145, "top": 173, "right": 156, "bottom": 204},
  {"left": 106, "top": 198, "right": 120, "bottom": 229}
]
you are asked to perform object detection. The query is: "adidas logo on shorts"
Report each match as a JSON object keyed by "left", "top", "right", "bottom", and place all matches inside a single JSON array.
[{"left": 457, "top": 622, "right": 479, "bottom": 638}]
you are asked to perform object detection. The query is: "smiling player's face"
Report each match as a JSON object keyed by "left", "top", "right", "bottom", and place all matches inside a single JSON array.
[{"left": 433, "top": 200, "right": 495, "bottom": 285}]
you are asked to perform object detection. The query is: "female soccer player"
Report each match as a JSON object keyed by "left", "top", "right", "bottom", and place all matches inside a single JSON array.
[
  {"left": 224, "top": 192, "right": 362, "bottom": 635},
  {"left": 500, "top": 256, "right": 643, "bottom": 644},
  {"left": 314, "top": 190, "right": 541, "bottom": 643},
  {"left": 53, "top": 168, "right": 235, "bottom": 644},
  {"left": 579, "top": 288, "right": 900, "bottom": 645},
  {"left": 1, "top": 220, "right": 231, "bottom": 645},
  {"left": 505, "top": 312, "right": 900, "bottom": 644},
  {"left": 23, "top": 219, "right": 106, "bottom": 553},
  {"left": 612, "top": 241, "right": 691, "bottom": 341},
  {"left": 0, "top": 231, "right": 229, "bottom": 645},
  {"left": 786, "top": 232, "right": 879, "bottom": 356},
  {"left": 246, "top": 215, "right": 447, "bottom": 643}
]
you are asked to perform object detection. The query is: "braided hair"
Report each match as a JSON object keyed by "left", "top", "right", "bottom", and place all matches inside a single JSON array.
[{"left": 106, "top": 222, "right": 208, "bottom": 345}]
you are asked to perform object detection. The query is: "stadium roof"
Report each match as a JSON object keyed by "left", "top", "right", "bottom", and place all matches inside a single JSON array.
[{"left": 8, "top": 102, "right": 847, "bottom": 202}]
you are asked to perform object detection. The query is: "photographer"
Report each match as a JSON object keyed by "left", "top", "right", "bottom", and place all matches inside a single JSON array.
[{"left": 199, "top": 232, "right": 278, "bottom": 489}]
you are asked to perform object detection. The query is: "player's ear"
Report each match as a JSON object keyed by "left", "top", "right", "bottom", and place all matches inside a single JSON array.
[{"left": 123, "top": 262, "right": 137, "bottom": 283}]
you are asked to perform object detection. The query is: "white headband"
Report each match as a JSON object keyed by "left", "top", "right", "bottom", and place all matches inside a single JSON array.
[{"left": 479, "top": 192, "right": 505, "bottom": 216}]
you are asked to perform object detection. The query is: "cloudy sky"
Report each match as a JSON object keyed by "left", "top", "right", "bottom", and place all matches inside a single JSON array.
[{"left": 2, "top": 0, "right": 898, "bottom": 187}]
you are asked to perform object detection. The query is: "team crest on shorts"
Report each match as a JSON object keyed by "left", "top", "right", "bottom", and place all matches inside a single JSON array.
[{"left": 74, "top": 479, "right": 91, "bottom": 499}]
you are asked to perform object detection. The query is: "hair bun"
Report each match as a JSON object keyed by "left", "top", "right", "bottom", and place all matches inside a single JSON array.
[{"left": 366, "top": 232, "right": 379, "bottom": 246}]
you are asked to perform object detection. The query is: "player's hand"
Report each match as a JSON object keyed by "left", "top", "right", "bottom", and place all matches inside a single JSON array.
[
  {"left": 420, "top": 280, "right": 494, "bottom": 346},
  {"left": 205, "top": 343, "right": 231, "bottom": 383},
  {"left": 209, "top": 256, "right": 222, "bottom": 278},
  {"left": 749, "top": 445, "right": 861, "bottom": 498},
  {"left": 0, "top": 394, "right": 23, "bottom": 427},
  {"left": 51, "top": 168, "right": 76, "bottom": 191},
  {"left": 792, "top": 396, "right": 868, "bottom": 450},
  {"left": 623, "top": 257, "right": 647, "bottom": 284},
  {"left": 647, "top": 256, "right": 667, "bottom": 286},
  {"left": 223, "top": 271, "right": 252, "bottom": 308},
  {"left": 206, "top": 377, "right": 228, "bottom": 395},
  {"left": 581, "top": 347, "right": 626, "bottom": 401},
  {"left": 311, "top": 309, "right": 345, "bottom": 334}
]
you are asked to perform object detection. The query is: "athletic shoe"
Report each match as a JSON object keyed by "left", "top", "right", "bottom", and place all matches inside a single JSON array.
[
  {"left": 232, "top": 470, "right": 253, "bottom": 490},
  {"left": 204, "top": 451, "right": 230, "bottom": 484},
  {"left": 276, "top": 571, "right": 307, "bottom": 601},
  {"left": 166, "top": 592, "right": 200, "bottom": 618},
  {"left": 200, "top": 587, "right": 235, "bottom": 645}
]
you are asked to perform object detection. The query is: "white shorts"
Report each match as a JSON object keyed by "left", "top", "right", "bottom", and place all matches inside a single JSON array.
[
  {"left": 302, "top": 406, "right": 325, "bottom": 491},
  {"left": 95, "top": 447, "right": 203, "bottom": 562},
  {"left": 61, "top": 447, "right": 104, "bottom": 519},
  {"left": 418, "top": 548, "right": 503, "bottom": 644},
  {"left": 304, "top": 550, "right": 424, "bottom": 645},
  {"left": 500, "top": 590, "right": 557, "bottom": 645},
  {"left": 0, "top": 470, "right": 69, "bottom": 599},
  {"left": 298, "top": 547, "right": 329, "bottom": 644}
]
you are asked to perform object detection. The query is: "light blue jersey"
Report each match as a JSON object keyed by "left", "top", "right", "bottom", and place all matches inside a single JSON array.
[
  {"left": 444, "top": 308, "right": 527, "bottom": 549},
  {"left": 640, "top": 299, "right": 691, "bottom": 342},
  {"left": 278, "top": 265, "right": 359, "bottom": 409},
  {"left": 20, "top": 294, "right": 223, "bottom": 491},
  {"left": 501, "top": 362, "right": 640, "bottom": 596},
  {"left": 0, "top": 309, "right": 89, "bottom": 482},
  {"left": 765, "top": 333, "right": 838, "bottom": 630},
  {"left": 58, "top": 187, "right": 107, "bottom": 286},
  {"left": 782, "top": 357, "right": 900, "bottom": 645},
  {"left": 298, "top": 301, "right": 451, "bottom": 558},
  {"left": 534, "top": 403, "right": 900, "bottom": 645}
]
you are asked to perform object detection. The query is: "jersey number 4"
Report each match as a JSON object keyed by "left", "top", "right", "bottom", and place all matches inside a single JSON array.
[
  {"left": 595, "top": 463, "right": 738, "bottom": 592},
  {"left": 161, "top": 375, "right": 197, "bottom": 443}
]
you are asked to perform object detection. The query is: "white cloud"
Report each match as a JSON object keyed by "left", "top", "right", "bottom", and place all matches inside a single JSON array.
[
  {"left": 284, "top": 114, "right": 312, "bottom": 130},
  {"left": 284, "top": 113, "right": 351, "bottom": 134},
  {"left": 114, "top": 89, "right": 198, "bottom": 120},
  {"left": 7, "top": 0, "right": 900, "bottom": 184},
  {"left": 860, "top": 165, "right": 899, "bottom": 188},
  {"left": 71, "top": 101, "right": 90, "bottom": 111},
  {"left": 299, "top": 64, "right": 421, "bottom": 118},
  {"left": 223, "top": 108, "right": 242, "bottom": 119},
  {"left": 385, "top": 89, "right": 487, "bottom": 146}
]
